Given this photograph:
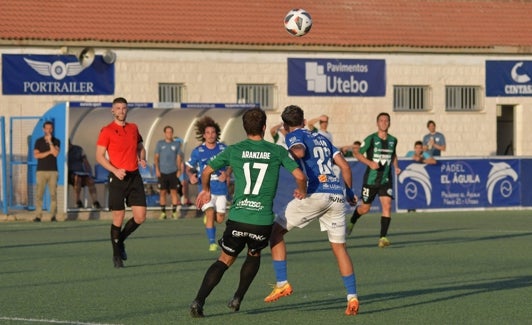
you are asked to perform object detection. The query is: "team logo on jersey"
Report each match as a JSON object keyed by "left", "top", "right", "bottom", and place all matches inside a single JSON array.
[
  {"left": 236, "top": 198, "right": 264, "bottom": 211},
  {"left": 287, "top": 135, "right": 298, "bottom": 146}
]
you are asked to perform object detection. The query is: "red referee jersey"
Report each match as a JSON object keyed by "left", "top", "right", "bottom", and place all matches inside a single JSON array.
[{"left": 97, "top": 121, "right": 143, "bottom": 172}]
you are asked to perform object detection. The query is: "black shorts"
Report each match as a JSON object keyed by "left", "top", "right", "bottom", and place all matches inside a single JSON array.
[
  {"left": 108, "top": 170, "right": 147, "bottom": 210},
  {"left": 218, "top": 220, "right": 273, "bottom": 257},
  {"left": 158, "top": 172, "right": 179, "bottom": 191},
  {"left": 360, "top": 183, "right": 394, "bottom": 204},
  {"left": 68, "top": 172, "right": 91, "bottom": 187}
]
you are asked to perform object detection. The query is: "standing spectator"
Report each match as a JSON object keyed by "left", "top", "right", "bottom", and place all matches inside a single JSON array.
[
  {"left": 186, "top": 116, "right": 230, "bottom": 252},
  {"left": 154, "top": 126, "right": 182, "bottom": 219},
  {"left": 33, "top": 121, "right": 60, "bottom": 222},
  {"left": 406, "top": 140, "right": 437, "bottom": 165},
  {"left": 269, "top": 121, "right": 287, "bottom": 148},
  {"left": 68, "top": 141, "right": 101, "bottom": 209},
  {"left": 189, "top": 107, "right": 306, "bottom": 318},
  {"left": 96, "top": 97, "right": 147, "bottom": 268},
  {"left": 306, "top": 114, "right": 333, "bottom": 143},
  {"left": 423, "top": 120, "right": 446, "bottom": 156},
  {"left": 264, "top": 105, "right": 359, "bottom": 316},
  {"left": 347, "top": 112, "right": 401, "bottom": 248},
  {"left": 341, "top": 140, "right": 362, "bottom": 158}
]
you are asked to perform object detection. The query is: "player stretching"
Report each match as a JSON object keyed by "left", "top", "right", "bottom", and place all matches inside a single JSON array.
[{"left": 264, "top": 105, "right": 360, "bottom": 316}]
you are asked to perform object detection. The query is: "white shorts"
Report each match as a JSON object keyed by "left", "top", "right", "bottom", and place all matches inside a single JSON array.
[
  {"left": 275, "top": 192, "right": 348, "bottom": 244},
  {"left": 202, "top": 194, "right": 227, "bottom": 213}
]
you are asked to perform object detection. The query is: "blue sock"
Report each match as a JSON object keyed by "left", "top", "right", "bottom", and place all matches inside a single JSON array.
[
  {"left": 206, "top": 227, "right": 216, "bottom": 244},
  {"left": 273, "top": 260, "right": 287, "bottom": 283},
  {"left": 342, "top": 274, "right": 357, "bottom": 296}
]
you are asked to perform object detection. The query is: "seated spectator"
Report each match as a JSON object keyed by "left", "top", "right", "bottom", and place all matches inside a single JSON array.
[
  {"left": 68, "top": 141, "right": 101, "bottom": 209},
  {"left": 406, "top": 140, "right": 437, "bottom": 165},
  {"left": 341, "top": 141, "right": 361, "bottom": 158}
]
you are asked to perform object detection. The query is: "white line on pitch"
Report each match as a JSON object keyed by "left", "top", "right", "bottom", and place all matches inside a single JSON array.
[{"left": 0, "top": 317, "right": 122, "bottom": 325}]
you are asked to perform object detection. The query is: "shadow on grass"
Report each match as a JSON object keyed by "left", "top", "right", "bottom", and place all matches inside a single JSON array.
[
  {"left": 392, "top": 230, "right": 532, "bottom": 248},
  {"left": 203, "top": 275, "right": 532, "bottom": 317},
  {"left": 0, "top": 224, "right": 201, "bottom": 249},
  {"left": 221, "top": 296, "right": 347, "bottom": 316},
  {"left": 0, "top": 221, "right": 108, "bottom": 233},
  {"left": 360, "top": 275, "right": 532, "bottom": 314},
  {"left": 279, "top": 227, "right": 469, "bottom": 253}
]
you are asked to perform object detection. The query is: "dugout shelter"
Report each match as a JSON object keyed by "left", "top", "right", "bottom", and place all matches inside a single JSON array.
[{"left": 21, "top": 101, "right": 251, "bottom": 217}]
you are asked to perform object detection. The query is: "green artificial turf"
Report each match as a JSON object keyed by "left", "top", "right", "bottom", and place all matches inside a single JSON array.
[{"left": 1, "top": 210, "right": 531, "bottom": 324}]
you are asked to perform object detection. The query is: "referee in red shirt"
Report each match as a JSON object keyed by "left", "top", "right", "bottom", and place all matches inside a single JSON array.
[{"left": 96, "top": 97, "right": 147, "bottom": 268}]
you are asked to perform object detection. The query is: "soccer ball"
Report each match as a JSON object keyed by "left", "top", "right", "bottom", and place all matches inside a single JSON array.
[{"left": 284, "top": 9, "right": 312, "bottom": 37}]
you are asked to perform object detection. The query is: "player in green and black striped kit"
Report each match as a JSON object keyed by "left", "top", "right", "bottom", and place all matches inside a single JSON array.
[
  {"left": 347, "top": 112, "right": 401, "bottom": 248},
  {"left": 189, "top": 108, "right": 307, "bottom": 318}
]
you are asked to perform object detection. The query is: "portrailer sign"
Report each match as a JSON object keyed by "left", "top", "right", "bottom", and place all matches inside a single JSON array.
[{"left": 2, "top": 54, "right": 115, "bottom": 95}]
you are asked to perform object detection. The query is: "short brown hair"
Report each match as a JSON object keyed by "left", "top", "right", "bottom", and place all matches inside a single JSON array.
[
  {"left": 112, "top": 97, "right": 128, "bottom": 105},
  {"left": 281, "top": 105, "right": 304, "bottom": 127},
  {"left": 243, "top": 108, "right": 266, "bottom": 136}
]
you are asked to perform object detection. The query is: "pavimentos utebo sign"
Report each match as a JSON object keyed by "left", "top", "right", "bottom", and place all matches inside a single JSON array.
[
  {"left": 2, "top": 54, "right": 114, "bottom": 95},
  {"left": 287, "top": 58, "right": 385, "bottom": 97}
]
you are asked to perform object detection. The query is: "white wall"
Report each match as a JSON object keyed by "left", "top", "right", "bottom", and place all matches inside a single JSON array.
[{"left": 2, "top": 47, "right": 532, "bottom": 156}]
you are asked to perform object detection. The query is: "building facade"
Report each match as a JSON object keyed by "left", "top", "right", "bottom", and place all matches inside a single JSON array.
[{"left": 1, "top": 46, "right": 531, "bottom": 156}]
